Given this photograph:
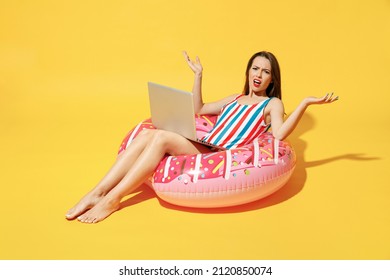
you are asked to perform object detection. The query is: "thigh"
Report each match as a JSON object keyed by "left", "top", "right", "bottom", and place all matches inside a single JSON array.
[{"left": 160, "top": 130, "right": 212, "bottom": 156}]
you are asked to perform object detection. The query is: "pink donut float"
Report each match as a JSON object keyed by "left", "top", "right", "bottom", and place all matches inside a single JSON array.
[{"left": 118, "top": 115, "right": 296, "bottom": 208}]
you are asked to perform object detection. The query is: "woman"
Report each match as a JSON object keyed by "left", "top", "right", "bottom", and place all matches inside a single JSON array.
[{"left": 65, "top": 51, "right": 338, "bottom": 223}]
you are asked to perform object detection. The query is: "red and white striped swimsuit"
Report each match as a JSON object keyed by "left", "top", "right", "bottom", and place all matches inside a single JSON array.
[{"left": 201, "top": 94, "right": 273, "bottom": 149}]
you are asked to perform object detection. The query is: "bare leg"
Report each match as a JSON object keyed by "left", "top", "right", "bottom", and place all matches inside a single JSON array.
[
  {"left": 65, "top": 129, "right": 158, "bottom": 220},
  {"left": 77, "top": 130, "right": 207, "bottom": 223}
]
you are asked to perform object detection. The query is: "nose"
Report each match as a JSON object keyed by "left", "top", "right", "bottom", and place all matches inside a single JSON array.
[{"left": 256, "top": 68, "right": 263, "bottom": 77}]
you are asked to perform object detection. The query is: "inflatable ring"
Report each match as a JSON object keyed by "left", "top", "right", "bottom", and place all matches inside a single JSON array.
[{"left": 118, "top": 115, "right": 296, "bottom": 208}]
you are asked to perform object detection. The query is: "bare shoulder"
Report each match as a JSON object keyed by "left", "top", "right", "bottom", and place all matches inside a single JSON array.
[
  {"left": 223, "top": 93, "right": 241, "bottom": 102},
  {"left": 269, "top": 97, "right": 283, "bottom": 105},
  {"left": 201, "top": 93, "right": 239, "bottom": 115},
  {"left": 268, "top": 97, "right": 284, "bottom": 112},
  {"left": 213, "top": 93, "right": 240, "bottom": 107}
]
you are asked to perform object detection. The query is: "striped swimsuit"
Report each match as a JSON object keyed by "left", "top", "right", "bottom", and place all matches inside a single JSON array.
[{"left": 201, "top": 94, "right": 273, "bottom": 149}]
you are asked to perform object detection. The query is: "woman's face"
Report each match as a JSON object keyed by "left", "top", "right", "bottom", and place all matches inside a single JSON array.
[{"left": 248, "top": 56, "right": 272, "bottom": 96}]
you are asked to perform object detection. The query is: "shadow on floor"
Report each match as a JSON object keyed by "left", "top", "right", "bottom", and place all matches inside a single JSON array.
[{"left": 120, "top": 113, "right": 380, "bottom": 214}]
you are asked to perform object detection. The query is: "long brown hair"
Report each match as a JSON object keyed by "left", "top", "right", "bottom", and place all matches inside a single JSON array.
[{"left": 242, "top": 51, "right": 282, "bottom": 99}]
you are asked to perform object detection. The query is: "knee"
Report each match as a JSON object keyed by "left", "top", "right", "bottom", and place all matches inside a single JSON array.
[
  {"left": 138, "top": 129, "right": 180, "bottom": 151},
  {"left": 136, "top": 128, "right": 158, "bottom": 140},
  {"left": 150, "top": 130, "right": 168, "bottom": 144},
  {"left": 137, "top": 129, "right": 166, "bottom": 144},
  {"left": 146, "top": 130, "right": 176, "bottom": 151}
]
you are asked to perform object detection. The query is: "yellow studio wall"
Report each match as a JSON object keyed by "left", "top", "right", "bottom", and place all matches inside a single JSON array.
[{"left": 0, "top": 0, "right": 389, "bottom": 259}]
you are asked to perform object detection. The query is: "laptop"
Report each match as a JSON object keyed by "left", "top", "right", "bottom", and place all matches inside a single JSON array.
[{"left": 147, "top": 82, "right": 225, "bottom": 150}]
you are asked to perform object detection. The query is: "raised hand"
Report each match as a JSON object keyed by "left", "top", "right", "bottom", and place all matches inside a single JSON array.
[
  {"left": 305, "top": 92, "right": 339, "bottom": 106},
  {"left": 183, "top": 51, "right": 203, "bottom": 75}
]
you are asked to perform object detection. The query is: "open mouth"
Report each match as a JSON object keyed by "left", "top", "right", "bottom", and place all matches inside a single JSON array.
[{"left": 253, "top": 79, "right": 262, "bottom": 87}]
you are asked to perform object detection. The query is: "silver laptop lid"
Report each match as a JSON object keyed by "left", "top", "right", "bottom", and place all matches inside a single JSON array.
[{"left": 148, "top": 82, "right": 198, "bottom": 141}]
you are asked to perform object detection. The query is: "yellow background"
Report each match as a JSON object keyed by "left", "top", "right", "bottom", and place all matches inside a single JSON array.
[{"left": 1, "top": 0, "right": 389, "bottom": 259}]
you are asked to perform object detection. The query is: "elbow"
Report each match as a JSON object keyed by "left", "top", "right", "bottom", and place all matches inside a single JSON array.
[
  {"left": 272, "top": 130, "right": 285, "bottom": 141},
  {"left": 195, "top": 107, "right": 203, "bottom": 115},
  {"left": 194, "top": 106, "right": 201, "bottom": 114},
  {"left": 195, "top": 104, "right": 206, "bottom": 115}
]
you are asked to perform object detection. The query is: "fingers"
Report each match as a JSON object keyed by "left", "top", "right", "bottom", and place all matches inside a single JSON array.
[
  {"left": 324, "top": 92, "right": 339, "bottom": 103},
  {"left": 323, "top": 92, "right": 332, "bottom": 102},
  {"left": 182, "top": 51, "right": 191, "bottom": 62},
  {"left": 182, "top": 51, "right": 203, "bottom": 74},
  {"left": 183, "top": 51, "right": 201, "bottom": 64}
]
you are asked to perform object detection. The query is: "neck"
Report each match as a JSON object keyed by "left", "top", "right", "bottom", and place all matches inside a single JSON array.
[{"left": 249, "top": 90, "right": 267, "bottom": 98}]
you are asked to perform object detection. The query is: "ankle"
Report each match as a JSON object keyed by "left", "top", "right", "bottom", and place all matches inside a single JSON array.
[
  {"left": 102, "top": 195, "right": 121, "bottom": 207},
  {"left": 93, "top": 187, "right": 108, "bottom": 197}
]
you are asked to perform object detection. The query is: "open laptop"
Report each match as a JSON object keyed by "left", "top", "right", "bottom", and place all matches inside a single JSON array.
[{"left": 148, "top": 82, "right": 225, "bottom": 150}]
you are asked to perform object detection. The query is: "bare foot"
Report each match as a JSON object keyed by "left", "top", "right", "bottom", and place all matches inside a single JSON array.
[
  {"left": 65, "top": 190, "right": 105, "bottom": 220},
  {"left": 77, "top": 197, "right": 120, "bottom": 224}
]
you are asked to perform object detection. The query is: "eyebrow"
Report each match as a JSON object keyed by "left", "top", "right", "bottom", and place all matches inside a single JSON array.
[{"left": 253, "top": 65, "right": 271, "bottom": 71}]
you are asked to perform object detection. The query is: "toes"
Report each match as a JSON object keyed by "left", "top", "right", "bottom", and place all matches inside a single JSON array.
[
  {"left": 65, "top": 214, "right": 75, "bottom": 220},
  {"left": 77, "top": 215, "right": 88, "bottom": 223},
  {"left": 65, "top": 209, "right": 76, "bottom": 220},
  {"left": 87, "top": 217, "right": 97, "bottom": 224},
  {"left": 77, "top": 214, "right": 98, "bottom": 224},
  {"left": 66, "top": 205, "right": 89, "bottom": 220}
]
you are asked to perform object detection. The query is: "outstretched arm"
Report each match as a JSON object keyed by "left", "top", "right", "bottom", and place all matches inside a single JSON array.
[
  {"left": 183, "top": 51, "right": 236, "bottom": 115},
  {"left": 271, "top": 93, "right": 339, "bottom": 140},
  {"left": 183, "top": 51, "right": 204, "bottom": 113}
]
